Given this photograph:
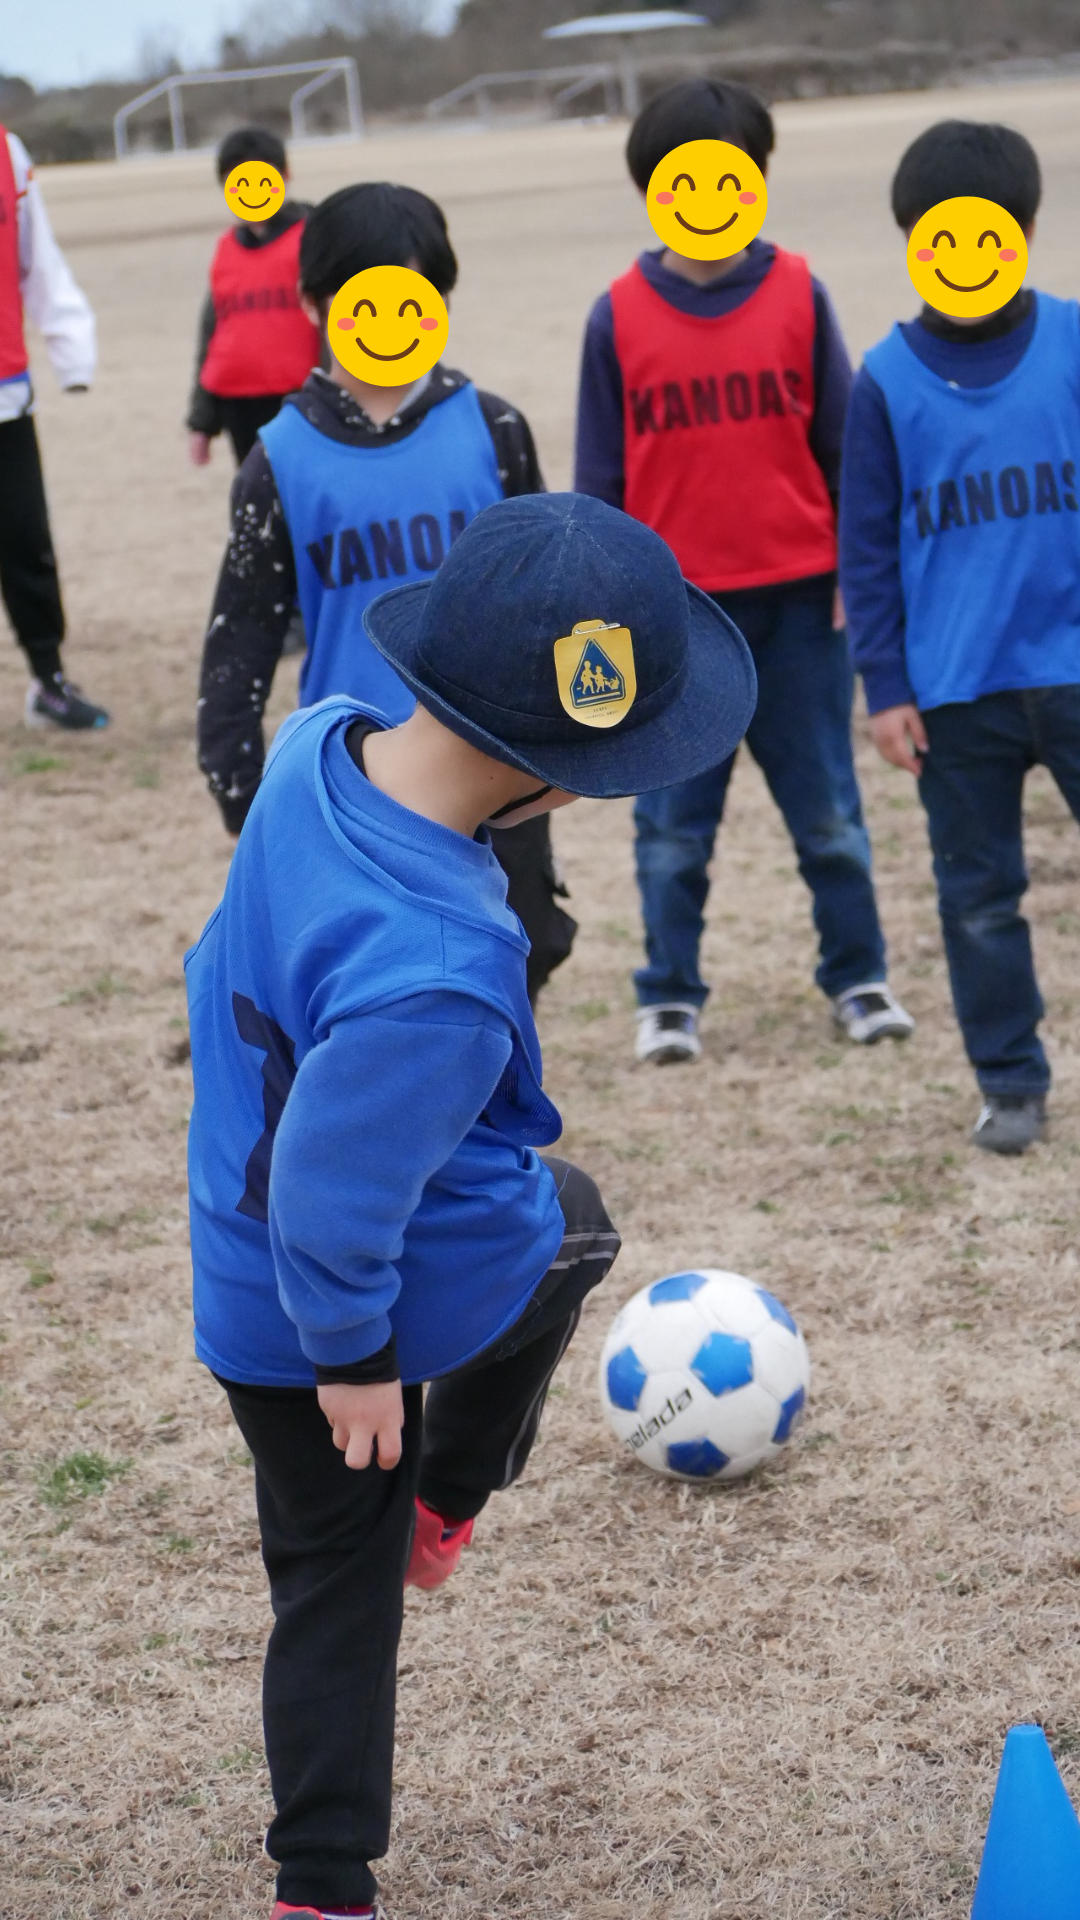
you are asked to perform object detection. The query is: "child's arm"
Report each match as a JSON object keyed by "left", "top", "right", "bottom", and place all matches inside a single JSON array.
[
  {"left": 573, "top": 292, "right": 626, "bottom": 508},
  {"left": 475, "top": 391, "right": 546, "bottom": 496},
  {"left": 12, "top": 132, "right": 96, "bottom": 393},
  {"left": 807, "top": 279, "right": 853, "bottom": 503},
  {"left": 839, "top": 365, "right": 926, "bottom": 773},
  {"left": 197, "top": 445, "right": 298, "bottom": 833},
  {"left": 187, "top": 290, "right": 224, "bottom": 460},
  {"left": 268, "top": 993, "right": 515, "bottom": 1379}
]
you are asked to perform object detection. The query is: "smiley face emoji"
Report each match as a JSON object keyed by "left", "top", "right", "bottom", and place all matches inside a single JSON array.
[
  {"left": 907, "top": 196, "right": 1028, "bottom": 319},
  {"left": 326, "top": 265, "right": 449, "bottom": 386},
  {"left": 223, "top": 160, "right": 285, "bottom": 223},
  {"left": 646, "top": 139, "right": 768, "bottom": 261}
]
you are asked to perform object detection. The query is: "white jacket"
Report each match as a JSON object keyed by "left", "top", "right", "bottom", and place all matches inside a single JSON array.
[{"left": 1, "top": 130, "right": 96, "bottom": 423}]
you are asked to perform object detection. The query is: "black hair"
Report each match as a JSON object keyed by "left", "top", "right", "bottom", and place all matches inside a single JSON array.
[
  {"left": 626, "top": 78, "right": 774, "bottom": 190},
  {"left": 299, "top": 182, "right": 458, "bottom": 305},
  {"left": 891, "top": 120, "right": 1041, "bottom": 230},
  {"left": 216, "top": 124, "right": 287, "bottom": 183}
]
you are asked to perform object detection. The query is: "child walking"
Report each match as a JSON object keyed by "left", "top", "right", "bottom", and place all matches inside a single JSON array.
[
  {"left": 841, "top": 119, "right": 1080, "bottom": 1154},
  {"left": 575, "top": 78, "right": 912, "bottom": 1063},
  {"left": 187, "top": 126, "right": 320, "bottom": 468},
  {"left": 0, "top": 122, "right": 108, "bottom": 729},
  {"left": 185, "top": 490, "right": 756, "bottom": 1919},
  {"left": 197, "top": 181, "right": 576, "bottom": 1000}
]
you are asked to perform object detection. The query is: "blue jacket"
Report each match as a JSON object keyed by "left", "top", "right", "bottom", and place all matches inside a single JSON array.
[
  {"left": 186, "top": 698, "right": 565, "bottom": 1388},
  {"left": 261, "top": 381, "right": 503, "bottom": 718},
  {"left": 842, "top": 292, "right": 1080, "bottom": 711}
]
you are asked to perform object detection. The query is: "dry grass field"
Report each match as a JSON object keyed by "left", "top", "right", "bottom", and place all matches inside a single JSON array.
[{"left": 5, "top": 77, "right": 1080, "bottom": 1920}]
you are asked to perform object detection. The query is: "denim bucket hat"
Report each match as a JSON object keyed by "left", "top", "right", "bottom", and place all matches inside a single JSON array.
[{"left": 362, "top": 492, "right": 756, "bottom": 798}]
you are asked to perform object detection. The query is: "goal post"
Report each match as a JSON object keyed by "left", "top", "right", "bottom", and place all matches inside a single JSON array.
[{"left": 113, "top": 58, "right": 363, "bottom": 160}]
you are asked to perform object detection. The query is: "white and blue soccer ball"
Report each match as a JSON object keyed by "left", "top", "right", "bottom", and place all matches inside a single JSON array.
[{"left": 598, "top": 1269, "right": 810, "bottom": 1481}]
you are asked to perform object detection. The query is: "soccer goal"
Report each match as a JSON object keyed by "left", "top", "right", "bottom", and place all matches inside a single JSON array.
[{"left": 113, "top": 58, "right": 363, "bottom": 160}]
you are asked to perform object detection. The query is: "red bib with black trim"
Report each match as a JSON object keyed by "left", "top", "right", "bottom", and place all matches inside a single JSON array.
[
  {"left": 610, "top": 249, "right": 837, "bottom": 591},
  {"left": 200, "top": 222, "right": 321, "bottom": 399},
  {"left": 0, "top": 128, "right": 28, "bottom": 382}
]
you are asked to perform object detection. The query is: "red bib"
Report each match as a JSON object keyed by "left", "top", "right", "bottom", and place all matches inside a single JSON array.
[
  {"left": 0, "top": 128, "right": 28, "bottom": 382},
  {"left": 200, "top": 222, "right": 321, "bottom": 399},
  {"left": 610, "top": 250, "right": 837, "bottom": 591}
]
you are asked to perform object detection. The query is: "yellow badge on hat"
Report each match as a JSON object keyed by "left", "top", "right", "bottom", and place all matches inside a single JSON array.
[{"left": 553, "top": 620, "right": 636, "bottom": 729}]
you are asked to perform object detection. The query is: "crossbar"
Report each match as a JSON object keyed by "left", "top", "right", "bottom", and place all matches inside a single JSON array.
[{"left": 114, "top": 58, "right": 363, "bottom": 159}]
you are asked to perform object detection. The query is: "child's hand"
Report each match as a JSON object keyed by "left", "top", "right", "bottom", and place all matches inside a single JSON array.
[
  {"left": 189, "top": 432, "right": 212, "bottom": 467},
  {"left": 317, "top": 1380, "right": 405, "bottom": 1470},
  {"left": 869, "top": 703, "right": 928, "bottom": 776}
]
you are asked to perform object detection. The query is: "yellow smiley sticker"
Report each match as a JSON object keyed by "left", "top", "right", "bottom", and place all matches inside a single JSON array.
[
  {"left": 326, "top": 265, "right": 449, "bottom": 387},
  {"left": 647, "top": 139, "right": 768, "bottom": 262},
  {"left": 223, "top": 160, "right": 285, "bottom": 222},
  {"left": 553, "top": 620, "right": 636, "bottom": 729},
  {"left": 907, "top": 196, "right": 1028, "bottom": 319}
]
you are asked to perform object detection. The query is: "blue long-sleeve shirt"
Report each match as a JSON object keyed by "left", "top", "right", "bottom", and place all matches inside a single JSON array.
[
  {"left": 840, "top": 293, "right": 1038, "bottom": 713},
  {"left": 187, "top": 700, "right": 565, "bottom": 1389},
  {"left": 574, "top": 240, "right": 853, "bottom": 508}
]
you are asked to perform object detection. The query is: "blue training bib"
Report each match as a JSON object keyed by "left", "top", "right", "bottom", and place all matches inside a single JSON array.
[
  {"left": 865, "top": 293, "right": 1080, "bottom": 709},
  {"left": 261, "top": 383, "right": 503, "bottom": 718}
]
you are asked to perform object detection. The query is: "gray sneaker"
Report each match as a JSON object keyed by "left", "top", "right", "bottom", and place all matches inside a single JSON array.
[
  {"left": 831, "top": 982, "right": 915, "bottom": 1044},
  {"left": 634, "top": 1004, "right": 701, "bottom": 1065},
  {"left": 971, "top": 1093, "right": 1047, "bottom": 1156}
]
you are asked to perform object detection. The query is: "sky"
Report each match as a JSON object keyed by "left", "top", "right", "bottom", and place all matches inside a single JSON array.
[{"left": 4, "top": 0, "right": 460, "bottom": 91}]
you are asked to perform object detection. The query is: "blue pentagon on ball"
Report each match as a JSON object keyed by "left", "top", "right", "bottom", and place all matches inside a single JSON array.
[
  {"left": 756, "top": 1286, "right": 798, "bottom": 1333},
  {"left": 666, "top": 1437, "right": 729, "bottom": 1478},
  {"left": 648, "top": 1270, "right": 709, "bottom": 1305},
  {"left": 605, "top": 1344, "right": 648, "bottom": 1412},
  {"left": 690, "top": 1331, "right": 754, "bottom": 1397},
  {"left": 772, "top": 1385, "right": 806, "bottom": 1443}
]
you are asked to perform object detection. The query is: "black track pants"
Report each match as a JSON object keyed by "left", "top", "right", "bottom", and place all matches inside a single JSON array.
[
  {"left": 0, "top": 415, "right": 65, "bottom": 677},
  {"left": 220, "top": 1159, "right": 619, "bottom": 1911}
]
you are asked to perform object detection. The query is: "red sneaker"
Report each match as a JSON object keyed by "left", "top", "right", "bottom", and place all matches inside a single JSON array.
[
  {"left": 405, "top": 1498, "right": 474, "bottom": 1590},
  {"left": 271, "top": 1903, "right": 385, "bottom": 1918}
]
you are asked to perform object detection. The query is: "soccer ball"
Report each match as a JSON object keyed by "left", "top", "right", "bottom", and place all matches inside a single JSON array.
[{"left": 598, "top": 1269, "right": 810, "bottom": 1481}]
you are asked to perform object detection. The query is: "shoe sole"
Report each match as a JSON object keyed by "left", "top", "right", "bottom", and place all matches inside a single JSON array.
[
  {"left": 834, "top": 1022, "right": 914, "bottom": 1045},
  {"left": 24, "top": 710, "right": 109, "bottom": 733},
  {"left": 637, "top": 1043, "right": 700, "bottom": 1065},
  {"left": 971, "top": 1126, "right": 1046, "bottom": 1156}
]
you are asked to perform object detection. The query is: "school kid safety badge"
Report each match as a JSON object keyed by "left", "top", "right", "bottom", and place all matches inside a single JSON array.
[{"left": 554, "top": 619, "right": 637, "bottom": 728}]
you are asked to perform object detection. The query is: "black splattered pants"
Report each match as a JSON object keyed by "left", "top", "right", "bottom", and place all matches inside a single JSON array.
[{"left": 219, "top": 1159, "right": 619, "bottom": 1912}]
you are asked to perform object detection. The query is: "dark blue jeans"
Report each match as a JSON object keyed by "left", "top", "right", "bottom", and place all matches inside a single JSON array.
[
  {"left": 919, "top": 686, "right": 1080, "bottom": 1096},
  {"left": 634, "top": 575, "right": 887, "bottom": 1007}
]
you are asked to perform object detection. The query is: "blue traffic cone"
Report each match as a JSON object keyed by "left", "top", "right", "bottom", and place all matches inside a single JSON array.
[{"left": 972, "top": 1725, "right": 1080, "bottom": 1918}]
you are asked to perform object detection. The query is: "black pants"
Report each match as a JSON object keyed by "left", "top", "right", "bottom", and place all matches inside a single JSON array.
[
  {"left": 221, "top": 1160, "right": 619, "bottom": 1910},
  {"left": 492, "top": 814, "right": 577, "bottom": 1002},
  {"left": 218, "top": 393, "right": 288, "bottom": 466},
  {"left": 0, "top": 414, "right": 65, "bottom": 679}
]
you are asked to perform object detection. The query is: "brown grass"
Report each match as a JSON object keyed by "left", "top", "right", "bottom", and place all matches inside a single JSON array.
[{"left": 4, "top": 81, "right": 1080, "bottom": 1920}]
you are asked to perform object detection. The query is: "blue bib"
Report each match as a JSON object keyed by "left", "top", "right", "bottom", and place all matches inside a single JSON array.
[
  {"left": 186, "top": 699, "right": 563, "bottom": 1388},
  {"left": 865, "top": 293, "right": 1080, "bottom": 709},
  {"left": 261, "top": 384, "right": 503, "bottom": 717}
]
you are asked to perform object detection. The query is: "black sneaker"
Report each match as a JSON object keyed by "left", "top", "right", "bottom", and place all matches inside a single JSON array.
[
  {"left": 24, "top": 676, "right": 109, "bottom": 732},
  {"left": 971, "top": 1093, "right": 1047, "bottom": 1156}
]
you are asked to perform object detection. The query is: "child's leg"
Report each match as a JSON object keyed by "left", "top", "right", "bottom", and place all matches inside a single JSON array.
[
  {"left": 0, "top": 415, "right": 65, "bottom": 684},
  {"left": 1030, "top": 683, "right": 1080, "bottom": 830},
  {"left": 220, "top": 394, "right": 287, "bottom": 466},
  {"left": 222, "top": 1379, "right": 424, "bottom": 1913},
  {"left": 632, "top": 762, "right": 735, "bottom": 1009},
  {"left": 491, "top": 814, "right": 577, "bottom": 1003},
  {"left": 733, "top": 576, "right": 887, "bottom": 998},
  {"left": 918, "top": 695, "right": 1047, "bottom": 1095},
  {"left": 420, "top": 1160, "right": 620, "bottom": 1521}
]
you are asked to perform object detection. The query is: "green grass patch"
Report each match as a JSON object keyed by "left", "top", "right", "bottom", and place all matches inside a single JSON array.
[
  {"left": 62, "top": 972, "right": 133, "bottom": 1006},
  {"left": 26, "top": 1268, "right": 55, "bottom": 1290},
  {"left": 41, "top": 1450, "right": 131, "bottom": 1507},
  {"left": 17, "top": 753, "right": 64, "bottom": 775}
]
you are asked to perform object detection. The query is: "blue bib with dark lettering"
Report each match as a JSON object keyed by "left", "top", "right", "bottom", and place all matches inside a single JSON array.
[
  {"left": 260, "top": 383, "right": 503, "bottom": 717},
  {"left": 865, "top": 292, "right": 1080, "bottom": 708}
]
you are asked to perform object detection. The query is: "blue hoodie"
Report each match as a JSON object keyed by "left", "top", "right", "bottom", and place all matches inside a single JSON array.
[{"left": 185, "top": 698, "right": 565, "bottom": 1388}]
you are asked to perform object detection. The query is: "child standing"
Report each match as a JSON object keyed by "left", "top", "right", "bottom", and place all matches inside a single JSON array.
[
  {"left": 197, "top": 182, "right": 576, "bottom": 1000},
  {"left": 575, "top": 78, "right": 912, "bottom": 1063},
  {"left": 186, "top": 491, "right": 756, "bottom": 1920},
  {"left": 841, "top": 120, "right": 1078, "bottom": 1154},
  {"left": 187, "top": 127, "right": 320, "bottom": 468},
  {"left": 0, "top": 122, "right": 108, "bottom": 729}
]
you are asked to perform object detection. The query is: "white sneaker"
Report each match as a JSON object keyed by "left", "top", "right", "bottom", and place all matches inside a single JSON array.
[
  {"left": 634, "top": 1004, "right": 701, "bottom": 1064},
  {"left": 831, "top": 982, "right": 915, "bottom": 1045}
]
